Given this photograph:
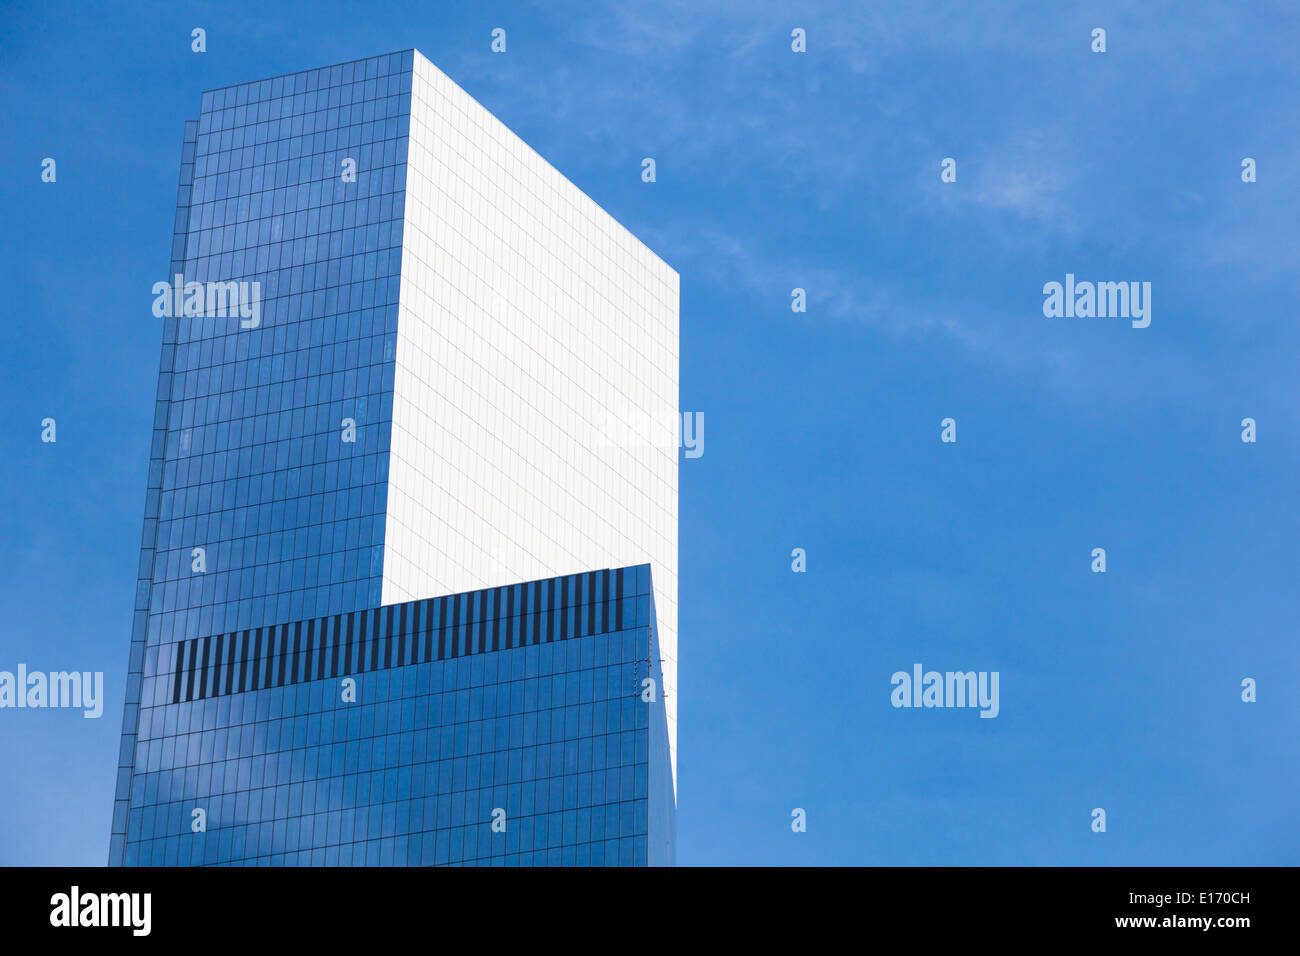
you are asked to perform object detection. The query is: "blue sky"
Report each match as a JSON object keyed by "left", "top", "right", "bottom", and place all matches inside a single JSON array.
[{"left": 1, "top": 0, "right": 1297, "bottom": 865}]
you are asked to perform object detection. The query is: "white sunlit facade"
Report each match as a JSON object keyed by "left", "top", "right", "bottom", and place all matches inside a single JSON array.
[{"left": 383, "top": 53, "right": 680, "bottom": 788}]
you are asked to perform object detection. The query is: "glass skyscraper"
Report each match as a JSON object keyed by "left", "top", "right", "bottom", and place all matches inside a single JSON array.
[{"left": 110, "top": 50, "right": 678, "bottom": 866}]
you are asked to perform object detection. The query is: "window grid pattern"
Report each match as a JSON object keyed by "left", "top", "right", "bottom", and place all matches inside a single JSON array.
[
  {"left": 151, "top": 50, "right": 414, "bottom": 651},
  {"left": 114, "top": 50, "right": 415, "bottom": 866},
  {"left": 109, "top": 120, "right": 203, "bottom": 866},
  {"left": 113, "top": 49, "right": 678, "bottom": 866},
  {"left": 122, "top": 566, "right": 663, "bottom": 867}
]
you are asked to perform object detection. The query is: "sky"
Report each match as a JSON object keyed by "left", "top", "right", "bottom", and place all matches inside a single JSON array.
[{"left": 0, "top": 0, "right": 1297, "bottom": 866}]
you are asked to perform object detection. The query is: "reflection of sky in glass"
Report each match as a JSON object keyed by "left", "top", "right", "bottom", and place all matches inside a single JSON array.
[
  {"left": 151, "top": 52, "right": 412, "bottom": 648},
  {"left": 122, "top": 566, "right": 673, "bottom": 866}
]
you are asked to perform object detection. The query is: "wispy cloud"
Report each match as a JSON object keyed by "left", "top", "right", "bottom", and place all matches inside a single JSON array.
[{"left": 677, "top": 225, "right": 1028, "bottom": 367}]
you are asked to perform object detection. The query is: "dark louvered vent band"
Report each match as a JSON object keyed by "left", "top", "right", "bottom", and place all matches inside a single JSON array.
[{"left": 169, "top": 567, "right": 634, "bottom": 704}]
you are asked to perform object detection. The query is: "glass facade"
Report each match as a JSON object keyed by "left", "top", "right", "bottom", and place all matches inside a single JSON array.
[
  {"left": 111, "top": 50, "right": 677, "bottom": 866},
  {"left": 112, "top": 51, "right": 417, "bottom": 863},
  {"left": 158, "top": 51, "right": 411, "bottom": 642},
  {"left": 119, "top": 565, "right": 673, "bottom": 867}
]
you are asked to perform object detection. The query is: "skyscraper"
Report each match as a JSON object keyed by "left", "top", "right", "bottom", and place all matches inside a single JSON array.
[{"left": 110, "top": 49, "right": 678, "bottom": 866}]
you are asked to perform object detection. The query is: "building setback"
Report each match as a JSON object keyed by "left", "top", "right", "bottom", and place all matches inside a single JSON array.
[{"left": 110, "top": 49, "right": 678, "bottom": 866}]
